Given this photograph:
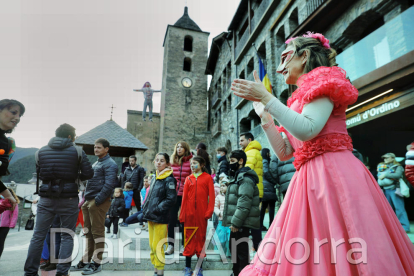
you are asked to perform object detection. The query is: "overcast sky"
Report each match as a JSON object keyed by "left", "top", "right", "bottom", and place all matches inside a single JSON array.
[{"left": 1, "top": 0, "right": 240, "bottom": 148}]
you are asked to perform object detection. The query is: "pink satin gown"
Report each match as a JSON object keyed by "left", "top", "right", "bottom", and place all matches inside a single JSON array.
[{"left": 240, "top": 67, "right": 414, "bottom": 276}]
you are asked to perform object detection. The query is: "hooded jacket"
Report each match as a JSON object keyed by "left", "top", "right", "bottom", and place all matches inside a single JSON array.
[
  {"left": 262, "top": 159, "right": 277, "bottom": 201},
  {"left": 37, "top": 137, "right": 94, "bottom": 198},
  {"left": 215, "top": 155, "right": 229, "bottom": 183},
  {"left": 269, "top": 154, "right": 296, "bottom": 193},
  {"left": 222, "top": 167, "right": 260, "bottom": 229},
  {"left": 107, "top": 197, "right": 125, "bottom": 217},
  {"left": 244, "top": 140, "right": 263, "bottom": 198},
  {"left": 142, "top": 169, "right": 177, "bottom": 224},
  {"left": 123, "top": 190, "right": 134, "bottom": 209},
  {"left": 171, "top": 154, "right": 192, "bottom": 196},
  {"left": 179, "top": 172, "right": 215, "bottom": 257}
]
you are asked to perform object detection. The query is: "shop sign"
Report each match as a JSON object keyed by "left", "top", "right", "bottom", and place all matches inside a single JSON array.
[{"left": 346, "top": 100, "right": 400, "bottom": 126}]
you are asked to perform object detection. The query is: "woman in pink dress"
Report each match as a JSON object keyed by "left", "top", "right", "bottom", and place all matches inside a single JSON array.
[{"left": 231, "top": 32, "right": 414, "bottom": 276}]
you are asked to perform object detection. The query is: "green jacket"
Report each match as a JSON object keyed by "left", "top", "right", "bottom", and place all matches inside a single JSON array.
[{"left": 222, "top": 167, "right": 260, "bottom": 229}]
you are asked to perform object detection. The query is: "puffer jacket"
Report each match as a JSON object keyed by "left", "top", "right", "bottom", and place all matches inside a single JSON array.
[
  {"left": 84, "top": 154, "right": 118, "bottom": 206},
  {"left": 269, "top": 154, "right": 296, "bottom": 193},
  {"left": 142, "top": 169, "right": 177, "bottom": 224},
  {"left": 244, "top": 141, "right": 263, "bottom": 198},
  {"left": 406, "top": 142, "right": 414, "bottom": 185},
  {"left": 262, "top": 159, "right": 277, "bottom": 202},
  {"left": 123, "top": 190, "right": 134, "bottom": 209},
  {"left": 107, "top": 197, "right": 125, "bottom": 217},
  {"left": 214, "top": 193, "right": 225, "bottom": 221},
  {"left": 38, "top": 137, "right": 94, "bottom": 198},
  {"left": 122, "top": 165, "right": 145, "bottom": 190},
  {"left": 0, "top": 205, "right": 18, "bottom": 228},
  {"left": 215, "top": 155, "right": 229, "bottom": 183},
  {"left": 171, "top": 154, "right": 192, "bottom": 196},
  {"left": 222, "top": 167, "right": 260, "bottom": 229}
]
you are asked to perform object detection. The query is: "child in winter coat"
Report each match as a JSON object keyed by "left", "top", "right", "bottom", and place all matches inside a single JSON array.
[
  {"left": 122, "top": 179, "right": 150, "bottom": 229},
  {"left": 142, "top": 152, "right": 177, "bottom": 276},
  {"left": 106, "top": 188, "right": 125, "bottom": 239},
  {"left": 120, "top": 182, "right": 134, "bottom": 226},
  {"left": 214, "top": 180, "right": 231, "bottom": 257},
  {"left": 179, "top": 156, "right": 215, "bottom": 276},
  {"left": 0, "top": 188, "right": 19, "bottom": 258}
]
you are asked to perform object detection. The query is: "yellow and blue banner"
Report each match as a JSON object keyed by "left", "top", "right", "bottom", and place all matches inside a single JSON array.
[{"left": 258, "top": 56, "right": 272, "bottom": 93}]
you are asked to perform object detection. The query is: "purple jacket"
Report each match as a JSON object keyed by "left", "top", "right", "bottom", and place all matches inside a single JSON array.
[{"left": 0, "top": 205, "right": 18, "bottom": 228}]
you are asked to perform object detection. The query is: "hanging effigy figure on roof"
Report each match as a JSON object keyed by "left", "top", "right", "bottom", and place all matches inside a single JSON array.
[{"left": 133, "top": 82, "right": 161, "bottom": 122}]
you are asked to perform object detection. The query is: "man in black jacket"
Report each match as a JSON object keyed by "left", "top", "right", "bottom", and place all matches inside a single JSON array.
[
  {"left": 24, "top": 124, "right": 94, "bottom": 276},
  {"left": 122, "top": 155, "right": 145, "bottom": 211},
  {"left": 72, "top": 138, "right": 118, "bottom": 275},
  {"left": 215, "top": 147, "right": 229, "bottom": 183}
]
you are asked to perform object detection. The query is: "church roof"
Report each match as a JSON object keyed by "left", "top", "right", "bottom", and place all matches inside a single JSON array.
[
  {"left": 75, "top": 120, "right": 148, "bottom": 150},
  {"left": 174, "top": 7, "right": 202, "bottom": 32}
]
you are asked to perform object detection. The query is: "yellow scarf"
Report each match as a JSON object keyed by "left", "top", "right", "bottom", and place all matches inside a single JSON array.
[{"left": 156, "top": 168, "right": 173, "bottom": 180}]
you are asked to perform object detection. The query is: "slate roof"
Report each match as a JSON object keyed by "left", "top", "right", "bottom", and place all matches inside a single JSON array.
[
  {"left": 174, "top": 6, "right": 202, "bottom": 32},
  {"left": 75, "top": 120, "right": 148, "bottom": 150}
]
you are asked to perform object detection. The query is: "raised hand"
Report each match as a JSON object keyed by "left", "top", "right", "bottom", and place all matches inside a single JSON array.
[
  {"left": 253, "top": 102, "right": 272, "bottom": 124},
  {"left": 232, "top": 70, "right": 273, "bottom": 105}
]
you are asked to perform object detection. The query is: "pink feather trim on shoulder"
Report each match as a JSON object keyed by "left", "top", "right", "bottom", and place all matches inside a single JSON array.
[{"left": 285, "top": 32, "right": 330, "bottom": 49}]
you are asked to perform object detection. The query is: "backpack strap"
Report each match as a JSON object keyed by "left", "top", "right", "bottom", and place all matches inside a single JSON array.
[{"left": 34, "top": 150, "right": 40, "bottom": 195}]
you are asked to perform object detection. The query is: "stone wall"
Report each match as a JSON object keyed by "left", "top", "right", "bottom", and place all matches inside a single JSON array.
[{"left": 126, "top": 110, "right": 160, "bottom": 173}]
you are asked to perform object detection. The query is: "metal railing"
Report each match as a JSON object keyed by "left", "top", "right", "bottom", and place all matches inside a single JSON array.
[
  {"left": 235, "top": 29, "right": 250, "bottom": 60},
  {"left": 306, "top": 0, "right": 326, "bottom": 17},
  {"left": 251, "top": 0, "right": 272, "bottom": 31},
  {"left": 211, "top": 91, "right": 222, "bottom": 108},
  {"left": 211, "top": 118, "right": 222, "bottom": 137}
]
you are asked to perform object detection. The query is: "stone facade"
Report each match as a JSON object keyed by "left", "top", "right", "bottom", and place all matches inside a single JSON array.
[{"left": 127, "top": 110, "right": 160, "bottom": 172}]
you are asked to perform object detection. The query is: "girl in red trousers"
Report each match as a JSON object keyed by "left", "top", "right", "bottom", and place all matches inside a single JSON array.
[
  {"left": 167, "top": 141, "right": 193, "bottom": 255},
  {"left": 179, "top": 156, "right": 215, "bottom": 276}
]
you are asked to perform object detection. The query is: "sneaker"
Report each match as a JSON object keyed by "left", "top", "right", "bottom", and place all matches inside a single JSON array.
[
  {"left": 44, "top": 263, "right": 57, "bottom": 271},
  {"left": 113, "top": 235, "right": 118, "bottom": 239},
  {"left": 194, "top": 268, "right": 203, "bottom": 276},
  {"left": 106, "top": 228, "right": 110, "bottom": 234},
  {"left": 183, "top": 267, "right": 193, "bottom": 276},
  {"left": 142, "top": 224, "right": 148, "bottom": 231},
  {"left": 71, "top": 261, "right": 90, "bottom": 271},
  {"left": 143, "top": 118, "right": 146, "bottom": 121},
  {"left": 82, "top": 263, "right": 102, "bottom": 275},
  {"left": 164, "top": 244, "right": 174, "bottom": 255},
  {"left": 120, "top": 222, "right": 128, "bottom": 227},
  {"left": 149, "top": 119, "right": 153, "bottom": 122},
  {"left": 39, "top": 258, "right": 50, "bottom": 270}
]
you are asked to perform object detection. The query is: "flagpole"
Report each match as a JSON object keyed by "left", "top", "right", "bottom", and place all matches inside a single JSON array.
[{"left": 252, "top": 43, "right": 275, "bottom": 96}]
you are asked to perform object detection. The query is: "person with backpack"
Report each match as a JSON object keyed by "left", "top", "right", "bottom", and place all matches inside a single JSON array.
[
  {"left": 122, "top": 155, "right": 145, "bottom": 212},
  {"left": 24, "top": 123, "right": 94, "bottom": 276}
]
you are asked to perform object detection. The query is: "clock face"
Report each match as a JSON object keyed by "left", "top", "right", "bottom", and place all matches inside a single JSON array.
[{"left": 182, "top": 77, "right": 192, "bottom": 88}]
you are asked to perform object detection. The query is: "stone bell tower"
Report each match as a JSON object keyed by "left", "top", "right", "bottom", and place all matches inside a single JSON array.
[{"left": 158, "top": 6, "right": 210, "bottom": 153}]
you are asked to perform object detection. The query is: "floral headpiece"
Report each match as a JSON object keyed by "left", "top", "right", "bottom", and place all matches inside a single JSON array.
[{"left": 285, "top": 32, "right": 330, "bottom": 49}]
